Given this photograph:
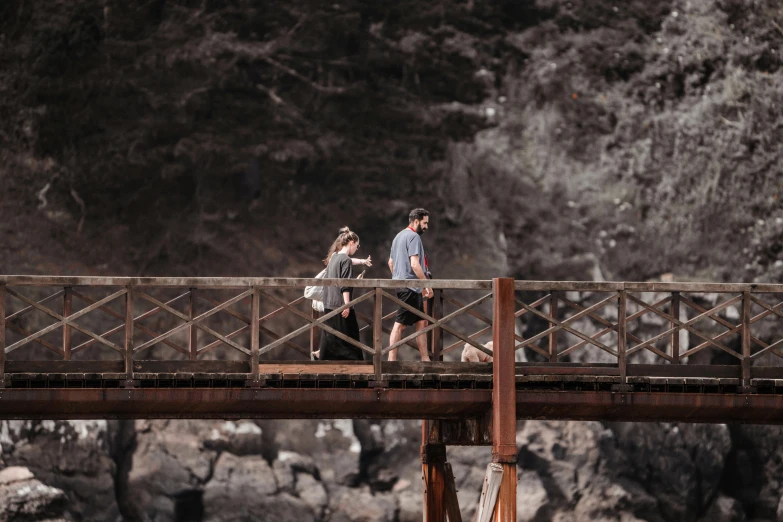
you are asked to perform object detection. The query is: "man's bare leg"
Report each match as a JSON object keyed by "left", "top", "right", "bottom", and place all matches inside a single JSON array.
[
  {"left": 388, "top": 322, "right": 406, "bottom": 361},
  {"left": 414, "top": 320, "right": 430, "bottom": 361}
]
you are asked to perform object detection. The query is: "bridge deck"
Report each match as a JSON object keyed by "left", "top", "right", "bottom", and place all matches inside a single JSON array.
[{"left": 1, "top": 361, "right": 782, "bottom": 423}]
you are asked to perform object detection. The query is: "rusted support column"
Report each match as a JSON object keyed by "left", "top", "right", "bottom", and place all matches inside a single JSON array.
[
  {"left": 670, "top": 292, "right": 680, "bottom": 364},
  {"left": 63, "top": 287, "right": 72, "bottom": 361},
  {"left": 124, "top": 286, "right": 134, "bottom": 388},
  {"left": 373, "top": 287, "right": 383, "bottom": 382},
  {"left": 188, "top": 288, "right": 197, "bottom": 360},
  {"left": 492, "top": 278, "right": 516, "bottom": 522},
  {"left": 548, "top": 290, "right": 559, "bottom": 362},
  {"left": 741, "top": 291, "right": 751, "bottom": 388},
  {"left": 251, "top": 287, "right": 260, "bottom": 383},
  {"left": 617, "top": 290, "right": 627, "bottom": 386},
  {"left": 0, "top": 284, "right": 5, "bottom": 388},
  {"left": 421, "top": 419, "right": 446, "bottom": 522}
]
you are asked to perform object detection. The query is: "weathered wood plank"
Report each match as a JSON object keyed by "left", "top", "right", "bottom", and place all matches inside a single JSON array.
[
  {"left": 626, "top": 364, "right": 740, "bottom": 378},
  {"left": 383, "top": 361, "right": 492, "bottom": 374},
  {"left": 476, "top": 463, "right": 504, "bottom": 522},
  {"left": 443, "top": 463, "right": 463, "bottom": 522},
  {"left": 517, "top": 366, "right": 621, "bottom": 376},
  {"left": 5, "top": 361, "right": 124, "bottom": 373},
  {"left": 4, "top": 277, "right": 783, "bottom": 294},
  {"left": 515, "top": 281, "right": 624, "bottom": 291},
  {"left": 624, "top": 282, "right": 755, "bottom": 292},
  {"left": 751, "top": 367, "right": 783, "bottom": 379},
  {"left": 258, "top": 363, "right": 373, "bottom": 375},
  {"left": 0, "top": 276, "right": 494, "bottom": 290},
  {"left": 134, "top": 360, "right": 251, "bottom": 373},
  {"left": 6, "top": 323, "right": 64, "bottom": 356}
]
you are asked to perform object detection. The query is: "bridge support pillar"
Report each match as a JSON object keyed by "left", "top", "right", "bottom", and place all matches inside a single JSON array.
[
  {"left": 492, "top": 278, "right": 517, "bottom": 521},
  {"left": 421, "top": 420, "right": 447, "bottom": 522}
]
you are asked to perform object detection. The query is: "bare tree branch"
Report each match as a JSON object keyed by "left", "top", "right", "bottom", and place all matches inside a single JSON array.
[
  {"left": 70, "top": 187, "right": 86, "bottom": 234},
  {"left": 37, "top": 182, "right": 52, "bottom": 210},
  {"left": 260, "top": 55, "right": 358, "bottom": 94}
]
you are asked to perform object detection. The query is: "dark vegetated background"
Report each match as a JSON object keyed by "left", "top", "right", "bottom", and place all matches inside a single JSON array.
[{"left": 3, "top": 2, "right": 783, "bottom": 522}]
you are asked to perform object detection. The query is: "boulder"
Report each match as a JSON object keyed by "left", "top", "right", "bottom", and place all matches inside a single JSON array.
[
  {"left": 514, "top": 420, "right": 732, "bottom": 522},
  {"left": 698, "top": 494, "right": 746, "bottom": 522},
  {"left": 325, "top": 486, "right": 397, "bottom": 522},
  {"left": 608, "top": 422, "right": 732, "bottom": 520},
  {"left": 203, "top": 452, "right": 316, "bottom": 521},
  {"left": 203, "top": 420, "right": 265, "bottom": 456},
  {"left": 127, "top": 420, "right": 223, "bottom": 519},
  {"left": 296, "top": 471, "right": 329, "bottom": 516},
  {"left": 261, "top": 419, "right": 363, "bottom": 486},
  {"left": 273, "top": 450, "right": 318, "bottom": 493},
  {"left": 517, "top": 470, "right": 549, "bottom": 522},
  {"left": 0, "top": 420, "right": 117, "bottom": 520},
  {"left": 725, "top": 424, "right": 783, "bottom": 519},
  {"left": 0, "top": 466, "right": 69, "bottom": 521}
]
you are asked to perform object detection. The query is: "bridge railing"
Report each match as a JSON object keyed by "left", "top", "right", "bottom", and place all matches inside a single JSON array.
[
  {"left": 0, "top": 276, "right": 496, "bottom": 386},
  {"left": 1, "top": 277, "right": 783, "bottom": 389},
  {"left": 513, "top": 281, "right": 783, "bottom": 390}
]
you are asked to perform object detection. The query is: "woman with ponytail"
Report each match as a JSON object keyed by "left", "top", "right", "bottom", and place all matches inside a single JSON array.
[
  {"left": 318, "top": 228, "right": 364, "bottom": 360},
  {"left": 323, "top": 227, "right": 372, "bottom": 268}
]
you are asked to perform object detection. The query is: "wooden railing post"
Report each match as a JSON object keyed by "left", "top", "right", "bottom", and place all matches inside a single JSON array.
[
  {"left": 189, "top": 288, "right": 197, "bottom": 361},
  {"left": 742, "top": 291, "right": 751, "bottom": 389},
  {"left": 0, "top": 284, "right": 5, "bottom": 388},
  {"left": 63, "top": 286, "right": 72, "bottom": 361},
  {"left": 251, "top": 287, "right": 260, "bottom": 383},
  {"left": 431, "top": 289, "right": 443, "bottom": 361},
  {"left": 549, "top": 291, "right": 559, "bottom": 362},
  {"left": 373, "top": 287, "right": 383, "bottom": 382},
  {"left": 492, "top": 278, "right": 516, "bottom": 522},
  {"left": 310, "top": 307, "right": 317, "bottom": 359},
  {"left": 124, "top": 285, "right": 134, "bottom": 388},
  {"left": 617, "top": 290, "right": 627, "bottom": 387},
  {"left": 670, "top": 292, "right": 680, "bottom": 364}
]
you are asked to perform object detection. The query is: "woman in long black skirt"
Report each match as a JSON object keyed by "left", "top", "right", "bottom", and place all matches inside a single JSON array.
[{"left": 318, "top": 228, "right": 364, "bottom": 360}]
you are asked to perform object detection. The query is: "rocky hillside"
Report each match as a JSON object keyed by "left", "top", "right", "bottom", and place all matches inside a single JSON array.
[{"left": 2, "top": 0, "right": 783, "bottom": 520}]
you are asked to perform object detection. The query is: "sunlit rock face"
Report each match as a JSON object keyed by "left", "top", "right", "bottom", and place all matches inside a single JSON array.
[
  {"left": 0, "top": 420, "right": 117, "bottom": 519},
  {"left": 0, "top": 466, "right": 68, "bottom": 520},
  {"left": 512, "top": 420, "right": 732, "bottom": 522}
]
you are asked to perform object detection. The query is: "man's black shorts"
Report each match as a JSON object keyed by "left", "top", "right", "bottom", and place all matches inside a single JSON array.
[{"left": 395, "top": 289, "right": 424, "bottom": 326}]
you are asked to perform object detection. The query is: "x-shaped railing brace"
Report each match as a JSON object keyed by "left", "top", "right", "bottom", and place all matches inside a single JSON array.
[{"left": 5, "top": 288, "right": 127, "bottom": 354}]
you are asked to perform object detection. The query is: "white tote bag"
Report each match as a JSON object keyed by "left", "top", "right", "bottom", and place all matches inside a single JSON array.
[{"left": 304, "top": 268, "right": 326, "bottom": 302}]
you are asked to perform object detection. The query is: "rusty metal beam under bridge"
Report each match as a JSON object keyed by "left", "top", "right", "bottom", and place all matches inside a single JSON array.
[{"left": 1, "top": 388, "right": 783, "bottom": 423}]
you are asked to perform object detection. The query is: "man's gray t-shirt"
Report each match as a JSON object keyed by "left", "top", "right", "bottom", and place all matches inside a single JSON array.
[{"left": 390, "top": 228, "right": 424, "bottom": 293}]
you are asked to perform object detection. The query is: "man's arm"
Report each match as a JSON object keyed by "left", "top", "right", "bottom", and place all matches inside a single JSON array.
[
  {"left": 409, "top": 255, "right": 427, "bottom": 280},
  {"left": 388, "top": 257, "right": 394, "bottom": 275},
  {"left": 410, "top": 255, "right": 433, "bottom": 298}
]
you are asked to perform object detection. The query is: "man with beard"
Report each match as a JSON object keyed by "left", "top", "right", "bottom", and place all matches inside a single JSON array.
[{"left": 387, "top": 208, "right": 432, "bottom": 361}]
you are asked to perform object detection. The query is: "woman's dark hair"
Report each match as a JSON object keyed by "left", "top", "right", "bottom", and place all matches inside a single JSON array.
[
  {"left": 408, "top": 208, "right": 430, "bottom": 223},
  {"left": 323, "top": 227, "right": 360, "bottom": 265}
]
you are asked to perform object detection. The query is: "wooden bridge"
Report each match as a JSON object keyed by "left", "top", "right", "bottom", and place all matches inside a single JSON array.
[
  {"left": 2, "top": 275, "right": 783, "bottom": 422},
  {"left": 3, "top": 275, "right": 783, "bottom": 520}
]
